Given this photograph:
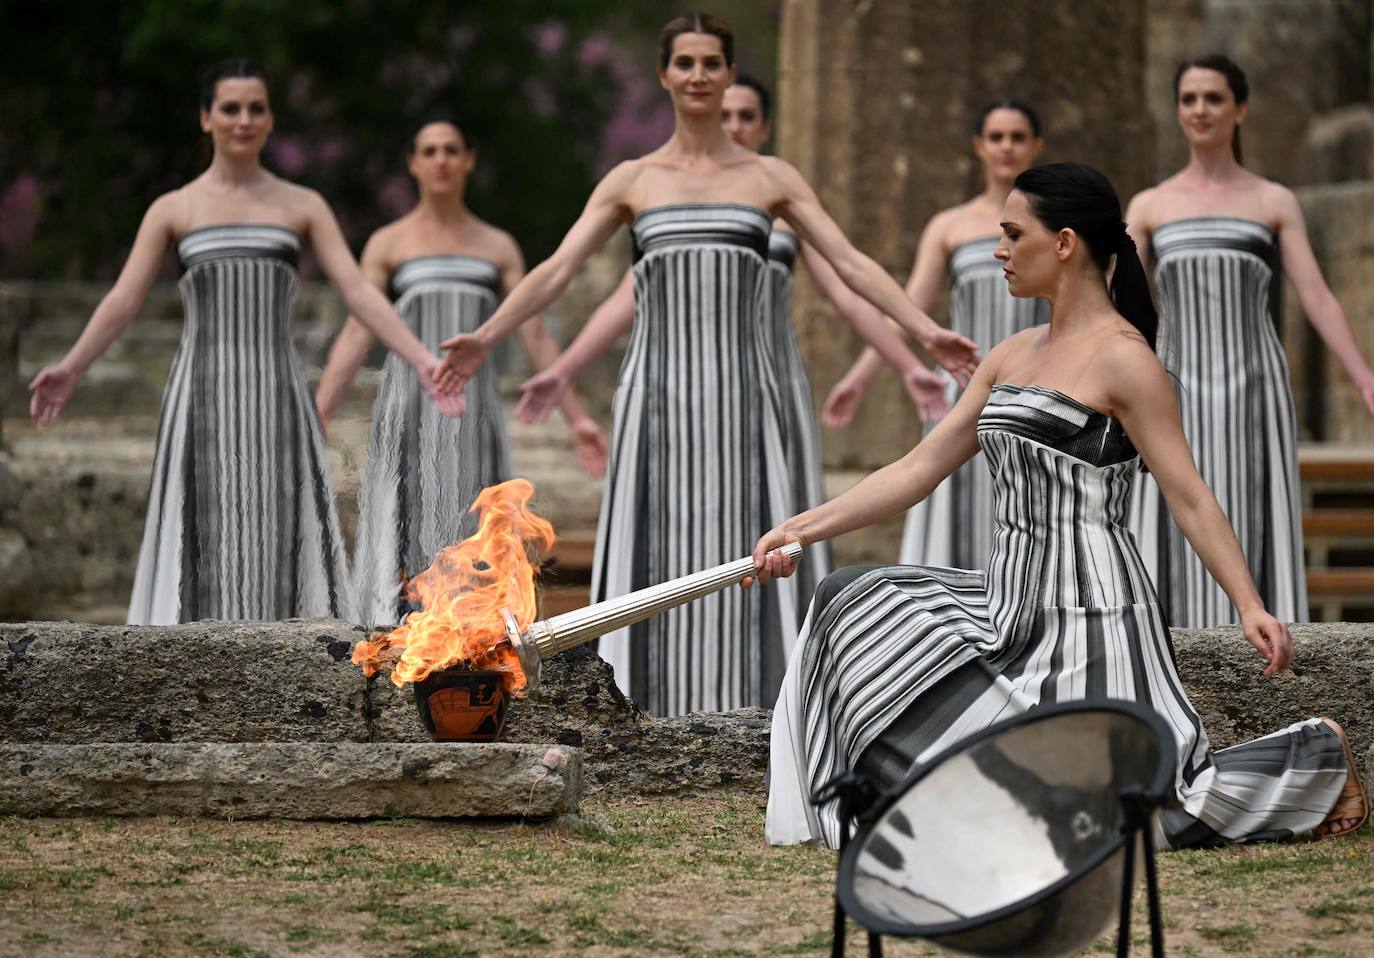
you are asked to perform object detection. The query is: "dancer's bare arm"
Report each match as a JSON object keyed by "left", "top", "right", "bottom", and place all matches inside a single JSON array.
[
  {"left": 29, "top": 193, "right": 178, "bottom": 424},
  {"left": 1272, "top": 185, "right": 1374, "bottom": 415},
  {"left": 822, "top": 214, "right": 953, "bottom": 427},
  {"left": 440, "top": 163, "right": 636, "bottom": 384},
  {"left": 304, "top": 192, "right": 454, "bottom": 398},
  {"left": 517, "top": 269, "right": 634, "bottom": 424},
  {"left": 767, "top": 157, "right": 979, "bottom": 384},
  {"left": 314, "top": 230, "right": 390, "bottom": 424},
  {"left": 746, "top": 337, "right": 1018, "bottom": 586},
  {"left": 1106, "top": 335, "right": 1291, "bottom": 674}
]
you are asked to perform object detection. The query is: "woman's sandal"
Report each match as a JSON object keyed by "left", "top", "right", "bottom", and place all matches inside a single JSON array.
[{"left": 1311, "top": 718, "right": 1369, "bottom": 840}]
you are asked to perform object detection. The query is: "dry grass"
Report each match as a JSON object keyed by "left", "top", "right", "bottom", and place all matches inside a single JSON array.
[{"left": 0, "top": 797, "right": 1370, "bottom": 957}]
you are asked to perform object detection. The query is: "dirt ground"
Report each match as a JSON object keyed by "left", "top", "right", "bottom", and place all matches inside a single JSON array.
[{"left": 0, "top": 796, "right": 1369, "bottom": 957}]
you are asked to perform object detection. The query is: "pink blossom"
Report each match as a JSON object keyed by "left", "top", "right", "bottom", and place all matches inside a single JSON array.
[
  {"left": 0, "top": 174, "right": 41, "bottom": 252},
  {"left": 578, "top": 33, "right": 614, "bottom": 68},
  {"left": 266, "top": 136, "right": 309, "bottom": 176},
  {"left": 379, "top": 174, "right": 416, "bottom": 218},
  {"left": 530, "top": 21, "right": 567, "bottom": 57}
]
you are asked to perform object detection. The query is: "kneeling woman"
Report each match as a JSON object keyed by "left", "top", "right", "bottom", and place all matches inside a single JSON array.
[{"left": 751, "top": 163, "right": 1367, "bottom": 849}]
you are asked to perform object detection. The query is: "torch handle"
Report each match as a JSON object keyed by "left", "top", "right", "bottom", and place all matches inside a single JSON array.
[{"left": 530, "top": 539, "right": 805, "bottom": 657}]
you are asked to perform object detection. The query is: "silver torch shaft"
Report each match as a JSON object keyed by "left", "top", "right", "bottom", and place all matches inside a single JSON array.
[{"left": 504, "top": 540, "right": 804, "bottom": 687}]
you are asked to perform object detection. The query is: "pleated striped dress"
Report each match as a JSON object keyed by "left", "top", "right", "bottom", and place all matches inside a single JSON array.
[
  {"left": 1130, "top": 218, "right": 1306, "bottom": 627},
  {"left": 594, "top": 204, "right": 800, "bottom": 716},
  {"left": 765, "top": 228, "right": 833, "bottom": 622},
  {"left": 128, "top": 224, "right": 351, "bottom": 624},
  {"left": 351, "top": 255, "right": 510, "bottom": 628},
  {"left": 900, "top": 237, "right": 1048, "bottom": 568},
  {"left": 768, "top": 383, "right": 1345, "bottom": 849}
]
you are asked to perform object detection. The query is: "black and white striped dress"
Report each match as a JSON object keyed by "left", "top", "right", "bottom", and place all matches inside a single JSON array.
[
  {"left": 351, "top": 255, "right": 510, "bottom": 628},
  {"left": 768, "top": 383, "right": 1345, "bottom": 848},
  {"left": 765, "top": 228, "right": 833, "bottom": 623},
  {"left": 594, "top": 204, "right": 800, "bottom": 716},
  {"left": 901, "top": 237, "right": 1048, "bottom": 567},
  {"left": 128, "top": 224, "right": 351, "bottom": 624},
  {"left": 1130, "top": 218, "right": 1307, "bottom": 627}
]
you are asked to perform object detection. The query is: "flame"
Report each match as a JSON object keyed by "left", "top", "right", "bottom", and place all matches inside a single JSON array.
[{"left": 352, "top": 479, "right": 555, "bottom": 693}]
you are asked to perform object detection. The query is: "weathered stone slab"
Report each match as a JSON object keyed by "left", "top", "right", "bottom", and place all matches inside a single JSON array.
[
  {"left": 0, "top": 742, "right": 579, "bottom": 819},
  {"left": 0, "top": 620, "right": 369, "bottom": 744}
]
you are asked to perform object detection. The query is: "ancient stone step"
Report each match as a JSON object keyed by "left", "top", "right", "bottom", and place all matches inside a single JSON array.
[
  {"left": 0, "top": 742, "right": 581, "bottom": 819},
  {"left": 3, "top": 620, "right": 1370, "bottom": 801}
]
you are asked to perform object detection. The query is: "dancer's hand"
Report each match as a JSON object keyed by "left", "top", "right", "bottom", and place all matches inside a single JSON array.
[
  {"left": 902, "top": 365, "right": 953, "bottom": 424},
  {"left": 516, "top": 368, "right": 568, "bottom": 424},
  {"left": 744, "top": 526, "right": 804, "bottom": 589},
  {"left": 570, "top": 417, "right": 609, "bottom": 478},
  {"left": 438, "top": 332, "right": 489, "bottom": 395},
  {"left": 822, "top": 374, "right": 866, "bottom": 429},
  {"left": 28, "top": 362, "right": 80, "bottom": 426},
  {"left": 416, "top": 355, "right": 466, "bottom": 417},
  {"left": 1240, "top": 607, "right": 1293, "bottom": 676},
  {"left": 921, "top": 328, "right": 981, "bottom": 387}
]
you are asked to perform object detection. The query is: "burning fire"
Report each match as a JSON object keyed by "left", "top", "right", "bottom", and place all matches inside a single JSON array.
[{"left": 352, "top": 478, "right": 555, "bottom": 693}]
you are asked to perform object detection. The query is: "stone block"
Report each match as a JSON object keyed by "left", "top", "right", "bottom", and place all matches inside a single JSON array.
[
  {"left": 0, "top": 620, "right": 370, "bottom": 744},
  {"left": 0, "top": 742, "right": 580, "bottom": 819}
]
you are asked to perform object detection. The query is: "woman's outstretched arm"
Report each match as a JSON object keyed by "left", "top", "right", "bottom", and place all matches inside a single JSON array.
[
  {"left": 1273, "top": 185, "right": 1374, "bottom": 416},
  {"left": 746, "top": 338, "right": 1014, "bottom": 586},
  {"left": 440, "top": 162, "right": 637, "bottom": 390},
  {"left": 516, "top": 268, "right": 634, "bottom": 424},
  {"left": 304, "top": 191, "right": 457, "bottom": 405},
  {"left": 314, "top": 230, "right": 391, "bottom": 427},
  {"left": 820, "top": 212, "right": 954, "bottom": 427},
  {"left": 1107, "top": 335, "right": 1292, "bottom": 675},
  {"left": 767, "top": 156, "right": 979, "bottom": 385},
  {"left": 29, "top": 193, "right": 178, "bottom": 424}
]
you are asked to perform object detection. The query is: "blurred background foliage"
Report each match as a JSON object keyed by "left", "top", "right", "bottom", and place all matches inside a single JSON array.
[{"left": 0, "top": 0, "right": 778, "bottom": 279}]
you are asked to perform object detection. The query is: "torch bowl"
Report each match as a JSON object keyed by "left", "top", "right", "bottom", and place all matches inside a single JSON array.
[{"left": 413, "top": 668, "right": 509, "bottom": 742}]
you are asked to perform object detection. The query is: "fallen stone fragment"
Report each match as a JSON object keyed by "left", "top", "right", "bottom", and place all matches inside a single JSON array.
[{"left": 0, "top": 742, "right": 581, "bottom": 819}]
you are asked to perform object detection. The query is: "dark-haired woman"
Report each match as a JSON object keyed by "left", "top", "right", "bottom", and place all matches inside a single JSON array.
[
  {"left": 28, "top": 60, "right": 459, "bottom": 625},
  {"left": 754, "top": 162, "right": 1364, "bottom": 848},
  {"left": 314, "top": 118, "right": 608, "bottom": 628},
  {"left": 439, "top": 14, "right": 979, "bottom": 717},
  {"left": 824, "top": 99, "right": 1048, "bottom": 570},
  {"left": 516, "top": 75, "right": 950, "bottom": 634},
  {"left": 1127, "top": 55, "right": 1374, "bottom": 628}
]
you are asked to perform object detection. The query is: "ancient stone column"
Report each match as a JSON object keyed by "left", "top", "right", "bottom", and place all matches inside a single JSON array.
[{"left": 777, "top": 0, "right": 1153, "bottom": 480}]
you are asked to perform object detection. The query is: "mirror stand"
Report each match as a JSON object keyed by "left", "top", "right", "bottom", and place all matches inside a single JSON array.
[{"left": 823, "top": 779, "right": 1169, "bottom": 958}]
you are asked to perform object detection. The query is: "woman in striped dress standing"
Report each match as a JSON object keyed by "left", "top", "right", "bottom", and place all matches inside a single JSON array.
[
  {"left": 27, "top": 59, "right": 459, "bottom": 624},
  {"left": 1127, "top": 55, "right": 1374, "bottom": 627},
  {"left": 439, "top": 14, "right": 979, "bottom": 717},
  {"left": 753, "top": 162, "right": 1366, "bottom": 848},
  {"left": 516, "top": 74, "right": 949, "bottom": 637},
  {"left": 823, "top": 99, "right": 1049, "bottom": 570},
  {"left": 313, "top": 115, "right": 607, "bottom": 628}
]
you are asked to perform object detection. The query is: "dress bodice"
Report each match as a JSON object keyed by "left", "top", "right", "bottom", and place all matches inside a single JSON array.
[
  {"left": 630, "top": 203, "right": 772, "bottom": 262},
  {"left": 389, "top": 254, "right": 501, "bottom": 301},
  {"left": 1150, "top": 216, "right": 1276, "bottom": 270},
  {"left": 948, "top": 237, "right": 1002, "bottom": 284},
  {"left": 977, "top": 384, "right": 1153, "bottom": 618},
  {"left": 176, "top": 223, "right": 300, "bottom": 272},
  {"left": 767, "top": 228, "right": 799, "bottom": 271},
  {"left": 175, "top": 224, "right": 301, "bottom": 350}
]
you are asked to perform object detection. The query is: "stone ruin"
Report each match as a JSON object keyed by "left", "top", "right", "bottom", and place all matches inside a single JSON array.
[{"left": 0, "top": 618, "right": 1370, "bottom": 820}]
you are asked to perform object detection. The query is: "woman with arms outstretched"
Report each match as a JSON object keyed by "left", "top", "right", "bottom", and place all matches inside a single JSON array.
[
  {"left": 28, "top": 59, "right": 458, "bottom": 625},
  {"left": 516, "top": 73, "right": 950, "bottom": 631},
  {"left": 314, "top": 115, "right": 606, "bottom": 627},
  {"left": 824, "top": 98, "right": 1049, "bottom": 570},
  {"left": 752, "top": 162, "right": 1365, "bottom": 848},
  {"left": 439, "top": 13, "right": 978, "bottom": 717},
  {"left": 1127, "top": 55, "right": 1374, "bottom": 627}
]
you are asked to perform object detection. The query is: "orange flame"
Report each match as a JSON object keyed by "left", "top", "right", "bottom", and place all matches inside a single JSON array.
[{"left": 352, "top": 479, "right": 555, "bottom": 693}]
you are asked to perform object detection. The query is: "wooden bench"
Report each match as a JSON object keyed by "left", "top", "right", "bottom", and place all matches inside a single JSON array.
[{"left": 1300, "top": 447, "right": 1374, "bottom": 621}]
